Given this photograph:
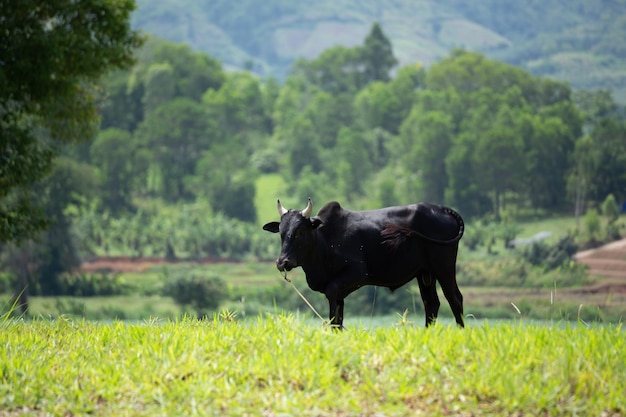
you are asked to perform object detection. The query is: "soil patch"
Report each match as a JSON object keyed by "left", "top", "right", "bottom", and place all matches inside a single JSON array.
[{"left": 80, "top": 256, "right": 232, "bottom": 273}]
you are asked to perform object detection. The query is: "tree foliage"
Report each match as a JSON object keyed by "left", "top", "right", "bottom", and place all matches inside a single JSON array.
[
  {"left": 83, "top": 27, "right": 625, "bottom": 224},
  {"left": 0, "top": 0, "right": 142, "bottom": 244},
  {"left": 4, "top": 19, "right": 626, "bottom": 277}
]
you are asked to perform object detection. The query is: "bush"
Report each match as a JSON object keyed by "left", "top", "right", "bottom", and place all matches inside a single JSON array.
[
  {"left": 499, "top": 221, "right": 521, "bottom": 249},
  {"left": 601, "top": 194, "right": 620, "bottom": 224},
  {"left": 463, "top": 225, "right": 485, "bottom": 251},
  {"left": 521, "top": 235, "right": 578, "bottom": 271},
  {"left": 164, "top": 274, "right": 226, "bottom": 314},
  {"left": 56, "top": 272, "right": 133, "bottom": 296},
  {"left": 584, "top": 208, "right": 601, "bottom": 241},
  {"left": 458, "top": 259, "right": 529, "bottom": 287}
]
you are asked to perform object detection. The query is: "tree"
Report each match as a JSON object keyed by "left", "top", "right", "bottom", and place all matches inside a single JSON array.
[
  {"left": 292, "top": 23, "right": 398, "bottom": 95},
  {"left": 202, "top": 71, "right": 269, "bottom": 142},
  {"left": 190, "top": 145, "right": 258, "bottom": 223},
  {"left": 524, "top": 112, "right": 578, "bottom": 211},
  {"left": 148, "top": 40, "right": 225, "bottom": 102},
  {"left": 352, "top": 64, "right": 421, "bottom": 135},
  {"left": 360, "top": 22, "right": 398, "bottom": 84},
  {"left": 587, "top": 117, "right": 626, "bottom": 203},
  {"left": 426, "top": 49, "right": 535, "bottom": 99},
  {"left": 142, "top": 63, "right": 176, "bottom": 115},
  {"left": 90, "top": 128, "right": 135, "bottom": 213},
  {"left": 0, "top": 0, "right": 142, "bottom": 244},
  {"left": 3, "top": 157, "right": 98, "bottom": 312},
  {"left": 333, "top": 127, "right": 372, "bottom": 200},
  {"left": 292, "top": 46, "right": 365, "bottom": 95},
  {"left": 285, "top": 116, "right": 323, "bottom": 177},
  {"left": 99, "top": 69, "right": 144, "bottom": 132},
  {"left": 573, "top": 89, "right": 619, "bottom": 127},
  {"left": 568, "top": 135, "right": 597, "bottom": 225},
  {"left": 134, "top": 98, "right": 211, "bottom": 201},
  {"left": 399, "top": 109, "right": 454, "bottom": 203},
  {"left": 304, "top": 91, "right": 353, "bottom": 148}
]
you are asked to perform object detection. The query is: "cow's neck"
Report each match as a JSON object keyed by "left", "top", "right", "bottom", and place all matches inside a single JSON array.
[{"left": 299, "top": 230, "right": 333, "bottom": 291}]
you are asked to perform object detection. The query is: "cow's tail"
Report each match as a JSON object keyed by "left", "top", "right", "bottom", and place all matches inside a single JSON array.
[{"left": 444, "top": 207, "right": 464, "bottom": 242}]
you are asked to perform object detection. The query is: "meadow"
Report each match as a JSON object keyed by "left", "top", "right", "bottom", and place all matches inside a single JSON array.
[{"left": 1, "top": 315, "right": 624, "bottom": 416}]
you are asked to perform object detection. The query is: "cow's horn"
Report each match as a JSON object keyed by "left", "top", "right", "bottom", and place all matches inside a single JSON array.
[
  {"left": 301, "top": 197, "right": 312, "bottom": 218},
  {"left": 277, "top": 199, "right": 288, "bottom": 216}
]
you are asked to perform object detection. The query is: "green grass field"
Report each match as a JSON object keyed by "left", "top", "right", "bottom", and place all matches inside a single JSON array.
[{"left": 1, "top": 316, "right": 624, "bottom": 416}]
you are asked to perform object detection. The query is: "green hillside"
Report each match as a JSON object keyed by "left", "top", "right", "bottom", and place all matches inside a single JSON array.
[{"left": 132, "top": 0, "right": 626, "bottom": 102}]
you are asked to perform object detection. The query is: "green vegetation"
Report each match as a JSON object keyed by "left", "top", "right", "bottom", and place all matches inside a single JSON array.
[
  {"left": 0, "top": 0, "right": 142, "bottom": 243},
  {"left": 132, "top": 0, "right": 626, "bottom": 103},
  {"left": 2, "top": 7, "right": 625, "bottom": 416},
  {"left": 3, "top": 210, "right": 625, "bottom": 322},
  {"left": 1, "top": 316, "right": 624, "bottom": 416},
  {"left": 2, "top": 7, "right": 626, "bottom": 321}
]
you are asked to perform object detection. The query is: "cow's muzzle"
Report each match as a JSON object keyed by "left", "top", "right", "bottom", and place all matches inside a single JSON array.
[{"left": 276, "top": 257, "right": 295, "bottom": 272}]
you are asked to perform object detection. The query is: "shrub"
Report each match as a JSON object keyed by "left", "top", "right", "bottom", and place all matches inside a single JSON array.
[
  {"left": 56, "top": 272, "right": 133, "bottom": 296},
  {"left": 499, "top": 221, "right": 521, "bottom": 249},
  {"left": 601, "top": 194, "right": 620, "bottom": 224},
  {"left": 584, "top": 208, "right": 601, "bottom": 242},
  {"left": 458, "top": 259, "right": 529, "bottom": 287},
  {"left": 463, "top": 224, "right": 484, "bottom": 251},
  {"left": 164, "top": 274, "right": 226, "bottom": 314},
  {"left": 521, "top": 235, "right": 578, "bottom": 271}
]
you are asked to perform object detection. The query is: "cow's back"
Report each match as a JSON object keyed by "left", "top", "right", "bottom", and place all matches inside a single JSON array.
[{"left": 314, "top": 202, "right": 463, "bottom": 288}]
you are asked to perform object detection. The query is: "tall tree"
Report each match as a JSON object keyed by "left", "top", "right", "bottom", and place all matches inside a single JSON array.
[
  {"left": 292, "top": 46, "right": 365, "bottom": 95},
  {"left": 134, "top": 98, "right": 211, "bottom": 201},
  {"left": 333, "top": 127, "right": 372, "bottom": 200},
  {"left": 203, "top": 71, "right": 269, "bottom": 143},
  {"left": 360, "top": 22, "right": 398, "bottom": 84},
  {"left": 3, "top": 157, "right": 98, "bottom": 312},
  {"left": 286, "top": 116, "right": 323, "bottom": 177},
  {"left": 587, "top": 117, "right": 626, "bottom": 203},
  {"left": 142, "top": 62, "right": 177, "bottom": 115},
  {"left": 90, "top": 128, "right": 135, "bottom": 213},
  {"left": 149, "top": 40, "right": 225, "bottom": 102},
  {"left": 399, "top": 109, "right": 454, "bottom": 203},
  {"left": 191, "top": 145, "right": 257, "bottom": 223},
  {"left": 0, "top": 0, "right": 142, "bottom": 244}
]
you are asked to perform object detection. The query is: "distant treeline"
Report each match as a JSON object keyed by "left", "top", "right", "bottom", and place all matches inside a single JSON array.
[
  {"left": 2, "top": 24, "right": 626, "bottom": 301},
  {"left": 73, "top": 25, "right": 624, "bottom": 221}
]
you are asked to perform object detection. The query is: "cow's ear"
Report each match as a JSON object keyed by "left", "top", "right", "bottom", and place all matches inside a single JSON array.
[
  {"left": 310, "top": 217, "right": 323, "bottom": 229},
  {"left": 262, "top": 222, "right": 280, "bottom": 233}
]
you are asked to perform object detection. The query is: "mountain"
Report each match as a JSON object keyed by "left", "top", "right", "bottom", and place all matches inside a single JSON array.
[{"left": 132, "top": 0, "right": 626, "bottom": 103}]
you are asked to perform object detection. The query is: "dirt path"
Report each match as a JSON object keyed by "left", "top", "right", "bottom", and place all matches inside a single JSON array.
[
  {"left": 79, "top": 256, "right": 230, "bottom": 273},
  {"left": 574, "top": 237, "right": 626, "bottom": 285}
]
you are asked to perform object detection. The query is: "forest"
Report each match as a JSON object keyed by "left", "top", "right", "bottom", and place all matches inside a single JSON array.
[
  {"left": 79, "top": 27, "right": 626, "bottom": 220},
  {"left": 2, "top": 18, "right": 626, "bottom": 318},
  {"left": 133, "top": 0, "right": 626, "bottom": 103}
]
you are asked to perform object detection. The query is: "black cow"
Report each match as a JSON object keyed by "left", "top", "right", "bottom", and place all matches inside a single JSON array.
[{"left": 263, "top": 198, "right": 465, "bottom": 328}]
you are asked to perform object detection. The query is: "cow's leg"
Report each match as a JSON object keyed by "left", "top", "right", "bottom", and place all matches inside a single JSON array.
[
  {"left": 417, "top": 273, "right": 440, "bottom": 327},
  {"left": 326, "top": 297, "right": 344, "bottom": 330},
  {"left": 325, "top": 281, "right": 345, "bottom": 330},
  {"left": 440, "top": 279, "right": 464, "bottom": 327},
  {"left": 336, "top": 298, "right": 344, "bottom": 329},
  {"left": 428, "top": 245, "right": 464, "bottom": 328}
]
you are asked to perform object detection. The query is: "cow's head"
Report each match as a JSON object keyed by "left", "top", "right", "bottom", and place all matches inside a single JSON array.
[{"left": 262, "top": 198, "right": 322, "bottom": 272}]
